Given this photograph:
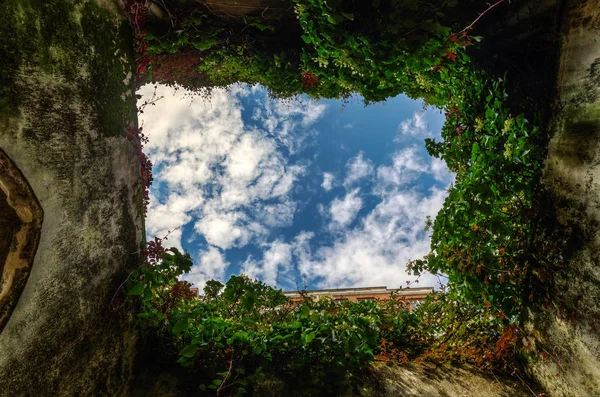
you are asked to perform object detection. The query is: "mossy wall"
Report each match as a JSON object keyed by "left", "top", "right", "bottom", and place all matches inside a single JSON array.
[
  {"left": 0, "top": 0, "right": 143, "bottom": 395},
  {"left": 0, "top": 0, "right": 598, "bottom": 395},
  {"left": 526, "top": 0, "right": 600, "bottom": 395}
]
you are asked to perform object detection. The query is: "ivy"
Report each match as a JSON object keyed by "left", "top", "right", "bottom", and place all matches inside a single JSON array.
[
  {"left": 133, "top": 0, "right": 550, "bottom": 317},
  {"left": 126, "top": 242, "right": 524, "bottom": 395},
  {"left": 125, "top": 0, "right": 560, "bottom": 391}
]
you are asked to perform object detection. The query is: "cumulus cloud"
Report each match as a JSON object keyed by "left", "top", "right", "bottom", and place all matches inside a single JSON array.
[
  {"left": 397, "top": 110, "right": 431, "bottom": 139},
  {"left": 321, "top": 172, "right": 335, "bottom": 191},
  {"left": 141, "top": 83, "right": 452, "bottom": 291},
  {"left": 183, "top": 246, "right": 229, "bottom": 291},
  {"left": 195, "top": 211, "right": 251, "bottom": 250},
  {"left": 376, "top": 146, "right": 429, "bottom": 190},
  {"left": 242, "top": 240, "right": 293, "bottom": 287},
  {"left": 234, "top": 144, "right": 450, "bottom": 289},
  {"left": 296, "top": 187, "right": 447, "bottom": 289},
  {"left": 139, "top": 84, "right": 327, "bottom": 286},
  {"left": 292, "top": 146, "right": 452, "bottom": 289},
  {"left": 329, "top": 189, "right": 363, "bottom": 229},
  {"left": 429, "top": 157, "right": 454, "bottom": 183},
  {"left": 258, "top": 96, "right": 325, "bottom": 154},
  {"left": 344, "top": 152, "right": 374, "bottom": 187}
]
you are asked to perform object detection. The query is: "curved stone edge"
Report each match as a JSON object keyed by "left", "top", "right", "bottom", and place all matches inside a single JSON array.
[{"left": 0, "top": 149, "right": 43, "bottom": 332}]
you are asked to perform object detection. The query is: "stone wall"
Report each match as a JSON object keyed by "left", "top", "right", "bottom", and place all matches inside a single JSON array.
[
  {"left": 0, "top": 0, "right": 143, "bottom": 395},
  {"left": 133, "top": 361, "right": 536, "bottom": 397},
  {"left": 526, "top": 0, "right": 600, "bottom": 395}
]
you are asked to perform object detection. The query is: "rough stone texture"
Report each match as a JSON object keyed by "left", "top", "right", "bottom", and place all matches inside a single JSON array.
[
  {"left": 250, "top": 362, "right": 534, "bottom": 397},
  {"left": 133, "top": 361, "right": 535, "bottom": 397},
  {"left": 0, "top": 0, "right": 143, "bottom": 396},
  {"left": 198, "top": 0, "right": 294, "bottom": 20},
  {"left": 359, "top": 362, "right": 533, "bottom": 397},
  {"left": 527, "top": 0, "right": 600, "bottom": 395}
]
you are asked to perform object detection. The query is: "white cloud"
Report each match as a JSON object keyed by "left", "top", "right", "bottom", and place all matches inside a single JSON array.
[
  {"left": 195, "top": 211, "right": 251, "bottom": 250},
  {"left": 139, "top": 83, "right": 327, "bottom": 285},
  {"left": 140, "top": 83, "right": 453, "bottom": 291},
  {"left": 257, "top": 95, "right": 326, "bottom": 154},
  {"left": 258, "top": 201, "right": 297, "bottom": 228},
  {"left": 376, "top": 146, "right": 429, "bottom": 190},
  {"left": 291, "top": 145, "right": 454, "bottom": 290},
  {"left": 242, "top": 240, "right": 293, "bottom": 287},
  {"left": 145, "top": 190, "right": 197, "bottom": 251},
  {"left": 430, "top": 157, "right": 454, "bottom": 183},
  {"left": 183, "top": 246, "right": 229, "bottom": 291},
  {"left": 329, "top": 189, "right": 363, "bottom": 229},
  {"left": 321, "top": 172, "right": 335, "bottom": 191},
  {"left": 296, "top": 187, "right": 447, "bottom": 289},
  {"left": 397, "top": 110, "right": 431, "bottom": 139},
  {"left": 344, "top": 152, "right": 374, "bottom": 187}
]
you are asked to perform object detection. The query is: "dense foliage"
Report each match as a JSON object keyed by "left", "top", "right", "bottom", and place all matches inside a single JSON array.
[
  {"left": 127, "top": 244, "right": 519, "bottom": 395},
  {"left": 138, "top": 0, "right": 485, "bottom": 103},
  {"left": 132, "top": 0, "right": 552, "bottom": 319},
  {"left": 126, "top": 0, "right": 560, "bottom": 393},
  {"left": 409, "top": 73, "right": 545, "bottom": 318}
]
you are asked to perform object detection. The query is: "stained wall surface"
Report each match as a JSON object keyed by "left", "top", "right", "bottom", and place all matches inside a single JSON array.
[
  {"left": 528, "top": 0, "right": 600, "bottom": 395},
  {"left": 0, "top": 0, "right": 143, "bottom": 395}
]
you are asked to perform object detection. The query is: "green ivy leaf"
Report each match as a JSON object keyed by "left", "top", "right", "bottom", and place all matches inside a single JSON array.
[
  {"left": 127, "top": 283, "right": 144, "bottom": 296},
  {"left": 193, "top": 38, "right": 218, "bottom": 51},
  {"left": 179, "top": 344, "right": 198, "bottom": 358},
  {"left": 341, "top": 12, "right": 354, "bottom": 21},
  {"left": 304, "top": 331, "right": 316, "bottom": 344},
  {"left": 173, "top": 318, "right": 188, "bottom": 333}
]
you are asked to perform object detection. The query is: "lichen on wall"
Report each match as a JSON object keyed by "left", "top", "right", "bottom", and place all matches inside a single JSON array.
[
  {"left": 0, "top": 0, "right": 143, "bottom": 395},
  {"left": 526, "top": 0, "right": 600, "bottom": 395}
]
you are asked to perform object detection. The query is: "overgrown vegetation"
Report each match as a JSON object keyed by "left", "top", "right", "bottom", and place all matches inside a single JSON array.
[
  {"left": 124, "top": 0, "right": 562, "bottom": 394},
  {"left": 127, "top": 243, "right": 520, "bottom": 395}
]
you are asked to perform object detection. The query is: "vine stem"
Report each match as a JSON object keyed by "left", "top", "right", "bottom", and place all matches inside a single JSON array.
[
  {"left": 460, "top": 0, "right": 506, "bottom": 33},
  {"left": 217, "top": 348, "right": 234, "bottom": 396}
]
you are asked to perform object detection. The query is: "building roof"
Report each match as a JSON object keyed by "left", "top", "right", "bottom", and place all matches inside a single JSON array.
[{"left": 282, "top": 286, "right": 433, "bottom": 299}]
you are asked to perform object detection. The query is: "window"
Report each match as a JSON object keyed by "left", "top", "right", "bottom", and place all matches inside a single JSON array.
[{"left": 409, "top": 299, "right": 423, "bottom": 310}]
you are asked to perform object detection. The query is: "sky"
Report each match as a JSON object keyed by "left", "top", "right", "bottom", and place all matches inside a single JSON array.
[{"left": 138, "top": 83, "right": 452, "bottom": 292}]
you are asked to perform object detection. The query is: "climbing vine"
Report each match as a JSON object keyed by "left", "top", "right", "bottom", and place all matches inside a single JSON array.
[
  {"left": 129, "top": 0, "right": 555, "bottom": 318},
  {"left": 124, "top": 0, "right": 562, "bottom": 393},
  {"left": 127, "top": 248, "right": 522, "bottom": 395}
]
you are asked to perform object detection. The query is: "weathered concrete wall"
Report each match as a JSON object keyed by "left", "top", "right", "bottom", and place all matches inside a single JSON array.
[
  {"left": 250, "top": 362, "right": 534, "bottom": 397},
  {"left": 527, "top": 0, "right": 600, "bottom": 395},
  {"left": 0, "top": 0, "right": 143, "bottom": 395},
  {"left": 194, "top": 0, "right": 293, "bottom": 19},
  {"left": 133, "top": 361, "right": 535, "bottom": 397},
  {"left": 359, "top": 362, "right": 533, "bottom": 397}
]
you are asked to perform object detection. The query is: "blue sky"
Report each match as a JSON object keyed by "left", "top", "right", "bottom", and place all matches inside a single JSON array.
[{"left": 138, "top": 84, "right": 452, "bottom": 291}]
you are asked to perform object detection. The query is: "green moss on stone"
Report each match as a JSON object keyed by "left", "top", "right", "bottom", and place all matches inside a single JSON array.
[{"left": 0, "top": 0, "right": 136, "bottom": 139}]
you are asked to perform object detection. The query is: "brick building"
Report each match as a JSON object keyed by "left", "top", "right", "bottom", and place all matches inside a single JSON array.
[{"left": 283, "top": 286, "right": 433, "bottom": 310}]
